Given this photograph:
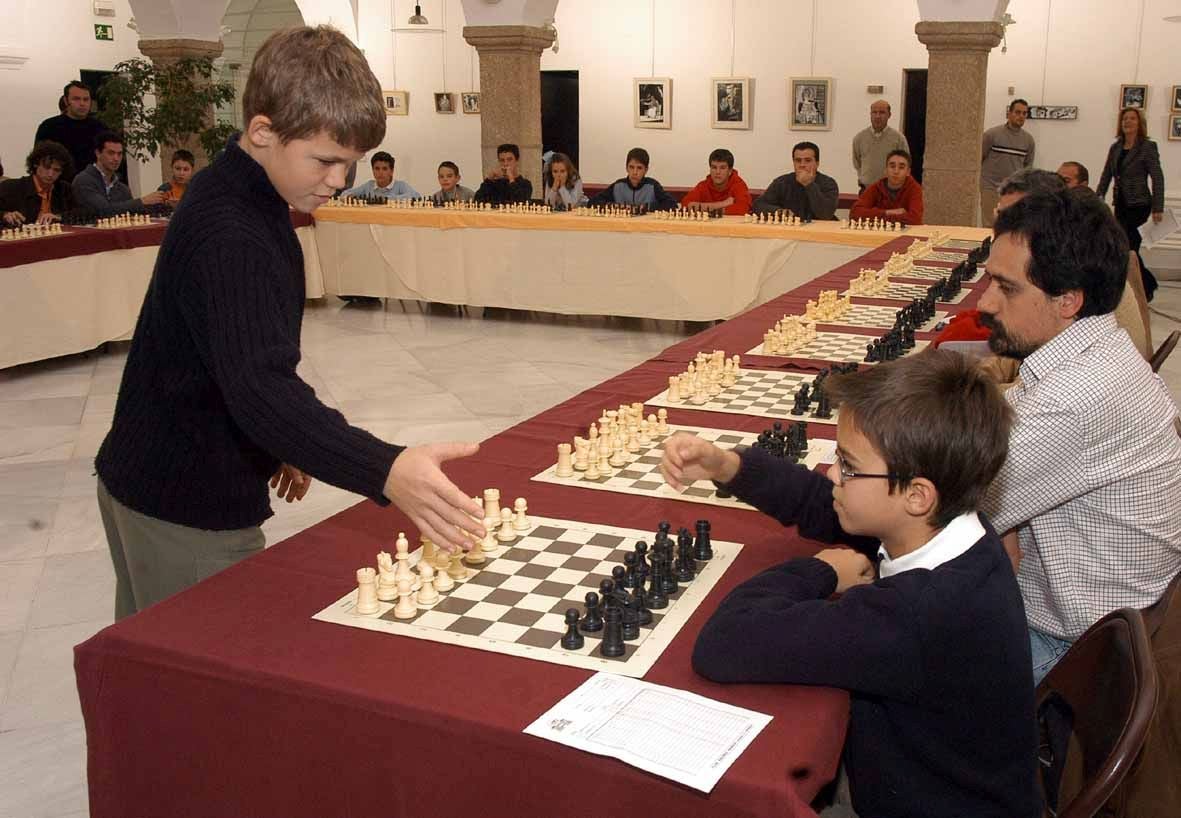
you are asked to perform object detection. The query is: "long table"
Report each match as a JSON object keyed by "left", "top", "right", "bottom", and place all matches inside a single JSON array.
[{"left": 74, "top": 232, "right": 989, "bottom": 818}]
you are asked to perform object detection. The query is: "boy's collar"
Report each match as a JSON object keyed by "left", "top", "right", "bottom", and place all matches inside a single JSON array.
[{"left": 877, "top": 512, "right": 984, "bottom": 577}]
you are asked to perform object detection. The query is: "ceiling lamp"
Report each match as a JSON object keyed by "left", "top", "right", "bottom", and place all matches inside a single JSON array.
[{"left": 408, "top": 4, "right": 428, "bottom": 25}]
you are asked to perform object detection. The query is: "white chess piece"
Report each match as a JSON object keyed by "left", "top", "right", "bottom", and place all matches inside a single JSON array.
[
  {"left": 496, "top": 507, "right": 516, "bottom": 542},
  {"left": 416, "top": 562, "right": 440, "bottom": 606},
  {"left": 656, "top": 408, "right": 670, "bottom": 434},
  {"left": 465, "top": 526, "right": 486, "bottom": 564},
  {"left": 481, "top": 515, "right": 499, "bottom": 555},
  {"left": 432, "top": 558, "right": 454, "bottom": 592},
  {"left": 376, "top": 551, "right": 398, "bottom": 601},
  {"left": 393, "top": 578, "right": 417, "bottom": 619},
  {"left": 483, "top": 488, "right": 501, "bottom": 522},
  {"left": 512, "top": 498, "right": 530, "bottom": 530},
  {"left": 393, "top": 533, "right": 415, "bottom": 589},
  {"left": 555, "top": 443, "right": 574, "bottom": 477},
  {"left": 355, "top": 567, "right": 381, "bottom": 615}
]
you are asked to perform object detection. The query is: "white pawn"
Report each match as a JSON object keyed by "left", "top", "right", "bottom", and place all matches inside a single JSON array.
[
  {"left": 432, "top": 557, "right": 454, "bottom": 592},
  {"left": 497, "top": 507, "right": 516, "bottom": 542},
  {"left": 465, "top": 526, "right": 486, "bottom": 564},
  {"left": 512, "top": 498, "right": 530, "bottom": 530},
  {"left": 355, "top": 567, "right": 381, "bottom": 615},
  {"left": 481, "top": 514, "right": 499, "bottom": 555},
  {"left": 657, "top": 408, "right": 670, "bottom": 434},
  {"left": 393, "top": 578, "right": 417, "bottom": 619},
  {"left": 416, "top": 562, "right": 440, "bottom": 606}
]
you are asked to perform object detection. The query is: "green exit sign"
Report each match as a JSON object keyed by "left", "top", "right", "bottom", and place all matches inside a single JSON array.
[{"left": 94, "top": 24, "right": 114, "bottom": 41}]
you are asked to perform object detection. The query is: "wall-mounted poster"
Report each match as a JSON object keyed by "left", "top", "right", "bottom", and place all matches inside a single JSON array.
[
  {"left": 1027, "top": 105, "right": 1078, "bottom": 120},
  {"left": 1171, "top": 85, "right": 1181, "bottom": 112},
  {"left": 1119, "top": 84, "right": 1147, "bottom": 110},
  {"left": 1169, "top": 114, "right": 1181, "bottom": 141},
  {"left": 789, "top": 77, "right": 832, "bottom": 131},
  {"left": 461, "top": 92, "right": 480, "bottom": 114},
  {"left": 383, "top": 90, "right": 409, "bottom": 116},
  {"left": 635, "top": 78, "right": 672, "bottom": 129},
  {"left": 711, "top": 77, "right": 752, "bottom": 129},
  {"left": 434, "top": 92, "right": 455, "bottom": 114}
]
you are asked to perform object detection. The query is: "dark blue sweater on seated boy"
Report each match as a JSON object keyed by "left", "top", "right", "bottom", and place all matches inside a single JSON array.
[
  {"left": 693, "top": 446, "right": 1040, "bottom": 818},
  {"left": 588, "top": 176, "right": 678, "bottom": 210}
]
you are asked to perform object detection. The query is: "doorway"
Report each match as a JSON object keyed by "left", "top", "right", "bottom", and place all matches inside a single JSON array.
[
  {"left": 80, "top": 68, "right": 128, "bottom": 184},
  {"left": 901, "top": 69, "right": 928, "bottom": 183},
  {"left": 541, "top": 70, "right": 579, "bottom": 174}
]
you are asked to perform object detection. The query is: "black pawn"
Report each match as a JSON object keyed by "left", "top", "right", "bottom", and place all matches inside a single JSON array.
[
  {"left": 599, "top": 606, "right": 625, "bottom": 657},
  {"left": 580, "top": 591, "right": 603, "bottom": 632},
  {"left": 635, "top": 541, "right": 651, "bottom": 576},
  {"left": 560, "top": 608, "right": 585, "bottom": 650},
  {"left": 623, "top": 552, "right": 639, "bottom": 589},
  {"left": 612, "top": 565, "right": 628, "bottom": 591},
  {"left": 599, "top": 579, "right": 617, "bottom": 607}
]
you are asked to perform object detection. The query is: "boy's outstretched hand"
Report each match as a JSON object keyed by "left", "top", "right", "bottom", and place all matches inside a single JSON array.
[
  {"left": 815, "top": 548, "right": 876, "bottom": 593},
  {"left": 271, "top": 463, "right": 312, "bottom": 502},
  {"left": 660, "top": 432, "right": 741, "bottom": 492},
  {"left": 384, "top": 442, "right": 485, "bottom": 553}
]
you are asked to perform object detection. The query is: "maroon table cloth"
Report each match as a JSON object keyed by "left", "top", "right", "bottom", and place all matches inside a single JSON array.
[{"left": 73, "top": 235, "right": 982, "bottom": 818}]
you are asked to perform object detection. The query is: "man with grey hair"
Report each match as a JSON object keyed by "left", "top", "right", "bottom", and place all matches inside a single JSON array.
[
  {"left": 980, "top": 99, "right": 1035, "bottom": 227},
  {"left": 852, "top": 100, "right": 909, "bottom": 192}
]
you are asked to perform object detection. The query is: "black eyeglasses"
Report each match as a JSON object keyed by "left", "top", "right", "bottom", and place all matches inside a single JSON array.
[{"left": 834, "top": 452, "right": 894, "bottom": 483}]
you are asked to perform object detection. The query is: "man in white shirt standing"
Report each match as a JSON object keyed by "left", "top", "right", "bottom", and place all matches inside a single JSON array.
[
  {"left": 978, "top": 188, "right": 1181, "bottom": 684},
  {"left": 343, "top": 151, "right": 419, "bottom": 199},
  {"left": 851, "top": 100, "right": 909, "bottom": 193}
]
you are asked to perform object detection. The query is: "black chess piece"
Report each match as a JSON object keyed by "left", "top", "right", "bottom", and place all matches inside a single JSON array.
[
  {"left": 647, "top": 559, "right": 669, "bottom": 609},
  {"left": 612, "top": 565, "right": 628, "bottom": 592},
  {"left": 813, "top": 389, "right": 832, "bottom": 419},
  {"left": 631, "top": 584, "right": 653, "bottom": 625},
  {"left": 580, "top": 591, "right": 604, "bottom": 632},
  {"left": 693, "top": 520, "right": 714, "bottom": 562},
  {"left": 620, "top": 597, "right": 640, "bottom": 641},
  {"left": 623, "top": 552, "right": 639, "bottom": 589},
  {"left": 660, "top": 541, "right": 679, "bottom": 596},
  {"left": 561, "top": 608, "right": 585, "bottom": 650},
  {"left": 634, "top": 541, "right": 651, "bottom": 577},
  {"left": 599, "top": 579, "right": 617, "bottom": 608},
  {"left": 865, "top": 342, "right": 877, "bottom": 363},
  {"left": 599, "top": 606, "right": 625, "bottom": 657},
  {"left": 657, "top": 521, "right": 671, "bottom": 539},
  {"left": 790, "top": 388, "right": 809, "bottom": 416},
  {"left": 674, "top": 538, "right": 695, "bottom": 583}
]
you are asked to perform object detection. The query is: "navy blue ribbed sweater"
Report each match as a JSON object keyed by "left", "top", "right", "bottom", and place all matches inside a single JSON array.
[
  {"left": 96, "top": 138, "right": 402, "bottom": 530},
  {"left": 694, "top": 447, "right": 1040, "bottom": 818}
]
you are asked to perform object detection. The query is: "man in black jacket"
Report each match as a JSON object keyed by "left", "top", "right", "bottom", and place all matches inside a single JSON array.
[
  {"left": 33, "top": 81, "right": 106, "bottom": 182},
  {"left": 0, "top": 141, "right": 75, "bottom": 225},
  {"left": 752, "top": 141, "right": 839, "bottom": 220}
]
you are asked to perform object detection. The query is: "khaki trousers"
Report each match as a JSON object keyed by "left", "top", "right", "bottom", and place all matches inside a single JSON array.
[{"left": 98, "top": 479, "right": 264, "bottom": 620}]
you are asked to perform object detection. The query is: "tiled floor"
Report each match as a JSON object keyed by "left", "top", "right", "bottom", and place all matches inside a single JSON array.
[{"left": 1, "top": 286, "right": 1179, "bottom": 818}]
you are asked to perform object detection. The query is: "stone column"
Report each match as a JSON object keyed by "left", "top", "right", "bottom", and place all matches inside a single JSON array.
[
  {"left": 914, "top": 21, "right": 1003, "bottom": 226},
  {"left": 137, "top": 38, "right": 225, "bottom": 179},
  {"left": 461, "top": 25, "right": 555, "bottom": 187}
]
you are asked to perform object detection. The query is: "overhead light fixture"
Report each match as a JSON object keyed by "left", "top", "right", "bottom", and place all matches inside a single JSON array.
[
  {"left": 408, "top": 4, "right": 428, "bottom": 25},
  {"left": 999, "top": 12, "right": 1016, "bottom": 54}
]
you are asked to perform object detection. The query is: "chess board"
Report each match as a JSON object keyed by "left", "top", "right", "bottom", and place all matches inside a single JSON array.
[
  {"left": 747, "top": 331, "right": 930, "bottom": 363},
  {"left": 532, "top": 422, "right": 836, "bottom": 511},
  {"left": 0, "top": 228, "right": 64, "bottom": 241},
  {"left": 936, "top": 240, "right": 982, "bottom": 251},
  {"left": 899, "top": 264, "right": 985, "bottom": 284},
  {"left": 647, "top": 367, "right": 840, "bottom": 424},
  {"left": 923, "top": 251, "right": 971, "bottom": 262},
  {"left": 313, "top": 516, "right": 742, "bottom": 678},
  {"left": 843, "top": 282, "right": 970, "bottom": 304},
  {"left": 811, "top": 303, "right": 947, "bottom": 331}
]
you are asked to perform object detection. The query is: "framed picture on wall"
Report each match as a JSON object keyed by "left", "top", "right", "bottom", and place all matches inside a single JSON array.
[
  {"left": 383, "top": 90, "right": 409, "bottom": 116},
  {"left": 1026, "top": 105, "right": 1078, "bottom": 120},
  {"left": 434, "top": 92, "right": 455, "bottom": 114},
  {"left": 711, "top": 77, "right": 752, "bottom": 129},
  {"left": 789, "top": 77, "right": 832, "bottom": 130},
  {"left": 1171, "top": 85, "right": 1181, "bottom": 112},
  {"left": 635, "top": 78, "right": 672, "bottom": 129},
  {"left": 461, "top": 92, "right": 480, "bottom": 114},
  {"left": 1169, "top": 115, "right": 1181, "bottom": 141},
  {"left": 1119, "top": 84, "right": 1148, "bottom": 110}
]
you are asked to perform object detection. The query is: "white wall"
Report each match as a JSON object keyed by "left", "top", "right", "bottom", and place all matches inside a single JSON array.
[{"left": 0, "top": 0, "right": 160, "bottom": 192}]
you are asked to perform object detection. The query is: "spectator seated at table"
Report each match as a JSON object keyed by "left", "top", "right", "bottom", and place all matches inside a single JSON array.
[
  {"left": 430, "top": 161, "right": 474, "bottom": 204},
  {"left": 751, "top": 141, "right": 839, "bottom": 220},
  {"left": 668, "top": 350, "right": 1039, "bottom": 818},
  {"left": 343, "top": 150, "right": 419, "bottom": 200},
  {"left": 977, "top": 188, "right": 1181, "bottom": 685},
  {"left": 542, "top": 152, "right": 587, "bottom": 210},
  {"left": 474, "top": 143, "right": 532, "bottom": 205},
  {"left": 587, "top": 147, "right": 677, "bottom": 211},
  {"left": 156, "top": 149, "right": 195, "bottom": 205},
  {"left": 72, "top": 130, "right": 165, "bottom": 217},
  {"left": 0, "top": 140, "right": 76, "bottom": 226},
  {"left": 679, "top": 148, "right": 751, "bottom": 215},
  {"left": 849, "top": 149, "right": 924, "bottom": 225}
]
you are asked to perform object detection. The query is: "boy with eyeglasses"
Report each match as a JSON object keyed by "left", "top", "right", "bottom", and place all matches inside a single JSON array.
[{"left": 661, "top": 349, "right": 1040, "bottom": 818}]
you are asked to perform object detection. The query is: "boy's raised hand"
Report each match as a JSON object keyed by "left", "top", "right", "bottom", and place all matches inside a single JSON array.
[
  {"left": 815, "top": 548, "right": 876, "bottom": 593},
  {"left": 384, "top": 442, "right": 485, "bottom": 553},
  {"left": 660, "top": 432, "right": 740, "bottom": 492}
]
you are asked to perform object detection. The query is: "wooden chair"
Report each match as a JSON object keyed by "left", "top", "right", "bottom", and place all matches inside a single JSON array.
[
  {"left": 1124, "top": 252, "right": 1153, "bottom": 354},
  {"left": 1150, "top": 330, "right": 1179, "bottom": 374},
  {"left": 1035, "top": 608, "right": 1158, "bottom": 818}
]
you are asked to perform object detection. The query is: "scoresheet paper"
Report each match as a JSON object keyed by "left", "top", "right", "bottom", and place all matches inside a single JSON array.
[{"left": 523, "top": 672, "right": 772, "bottom": 793}]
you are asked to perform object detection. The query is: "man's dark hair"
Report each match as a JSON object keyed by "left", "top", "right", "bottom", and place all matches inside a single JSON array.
[
  {"left": 1059, "top": 161, "right": 1089, "bottom": 185},
  {"left": 170, "top": 149, "right": 196, "bottom": 166},
  {"left": 825, "top": 348, "right": 1014, "bottom": 528},
  {"left": 997, "top": 168, "right": 1065, "bottom": 198},
  {"left": 708, "top": 148, "right": 734, "bottom": 168},
  {"left": 370, "top": 151, "right": 394, "bottom": 167},
  {"left": 93, "top": 130, "right": 124, "bottom": 153},
  {"left": 626, "top": 147, "right": 650, "bottom": 168},
  {"left": 886, "top": 149, "right": 911, "bottom": 165},
  {"left": 437, "top": 161, "right": 460, "bottom": 175},
  {"left": 1009, "top": 98, "right": 1029, "bottom": 112},
  {"left": 792, "top": 141, "right": 819, "bottom": 162},
  {"left": 497, "top": 143, "right": 520, "bottom": 160},
  {"left": 26, "top": 141, "right": 74, "bottom": 177},
  {"left": 993, "top": 189, "right": 1129, "bottom": 318},
  {"left": 63, "top": 81, "right": 91, "bottom": 98}
]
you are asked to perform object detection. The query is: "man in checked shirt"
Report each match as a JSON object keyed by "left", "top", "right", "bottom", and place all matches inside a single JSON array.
[{"left": 977, "top": 187, "right": 1181, "bottom": 685}]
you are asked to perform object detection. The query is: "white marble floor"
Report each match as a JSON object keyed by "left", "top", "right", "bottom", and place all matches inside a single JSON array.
[{"left": 1, "top": 288, "right": 1179, "bottom": 818}]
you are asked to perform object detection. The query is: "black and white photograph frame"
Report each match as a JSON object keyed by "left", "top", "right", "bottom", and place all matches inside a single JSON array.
[
  {"left": 383, "top": 90, "right": 409, "bottom": 117},
  {"left": 1171, "top": 85, "right": 1181, "bottom": 113},
  {"left": 634, "top": 77, "right": 672, "bottom": 129},
  {"left": 711, "top": 77, "right": 752, "bottom": 129},
  {"left": 434, "top": 92, "right": 456, "bottom": 114},
  {"left": 1026, "top": 105, "right": 1078, "bottom": 121},
  {"left": 1119, "top": 84, "right": 1148, "bottom": 111},
  {"left": 789, "top": 77, "right": 832, "bottom": 131},
  {"left": 1169, "top": 114, "right": 1181, "bottom": 141},
  {"left": 461, "top": 92, "right": 480, "bottom": 114}
]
